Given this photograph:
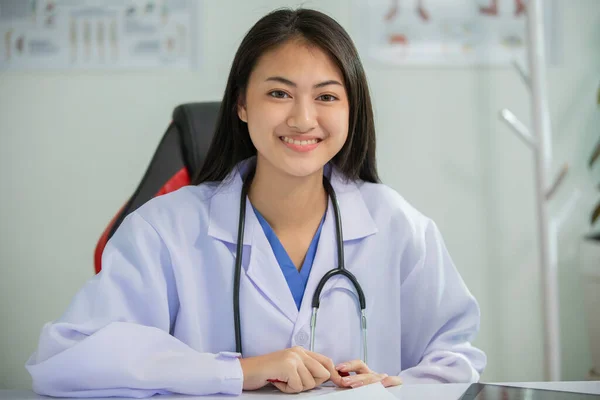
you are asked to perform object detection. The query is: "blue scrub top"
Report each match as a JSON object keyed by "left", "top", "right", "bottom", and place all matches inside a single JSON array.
[{"left": 252, "top": 206, "right": 326, "bottom": 309}]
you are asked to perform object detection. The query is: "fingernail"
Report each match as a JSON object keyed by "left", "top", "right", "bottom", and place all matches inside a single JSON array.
[
  {"left": 350, "top": 381, "right": 363, "bottom": 388},
  {"left": 336, "top": 363, "right": 348, "bottom": 371},
  {"left": 342, "top": 377, "right": 351, "bottom": 384}
]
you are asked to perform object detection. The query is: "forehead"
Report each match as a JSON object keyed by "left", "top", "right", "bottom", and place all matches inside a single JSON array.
[{"left": 250, "top": 39, "right": 345, "bottom": 85}]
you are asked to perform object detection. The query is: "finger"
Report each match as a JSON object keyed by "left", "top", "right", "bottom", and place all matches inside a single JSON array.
[
  {"left": 381, "top": 375, "right": 403, "bottom": 388},
  {"left": 303, "top": 350, "right": 343, "bottom": 386},
  {"left": 274, "top": 375, "right": 304, "bottom": 394},
  {"left": 301, "top": 353, "right": 331, "bottom": 387},
  {"left": 304, "top": 350, "right": 336, "bottom": 371},
  {"left": 275, "top": 363, "right": 303, "bottom": 394},
  {"left": 298, "top": 361, "right": 318, "bottom": 392},
  {"left": 272, "top": 381, "right": 290, "bottom": 393},
  {"left": 343, "top": 373, "right": 388, "bottom": 389},
  {"left": 336, "top": 359, "right": 371, "bottom": 374}
]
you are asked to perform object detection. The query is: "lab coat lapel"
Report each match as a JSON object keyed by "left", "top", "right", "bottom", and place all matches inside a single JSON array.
[
  {"left": 207, "top": 164, "right": 253, "bottom": 246},
  {"left": 330, "top": 167, "right": 378, "bottom": 242},
  {"left": 207, "top": 160, "right": 379, "bottom": 328},
  {"left": 245, "top": 215, "right": 299, "bottom": 323},
  {"left": 298, "top": 199, "right": 337, "bottom": 325},
  {"left": 297, "top": 167, "right": 378, "bottom": 330},
  {"left": 207, "top": 158, "right": 299, "bottom": 323}
]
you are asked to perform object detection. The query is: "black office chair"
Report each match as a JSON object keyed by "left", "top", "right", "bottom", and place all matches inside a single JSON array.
[{"left": 94, "top": 102, "right": 220, "bottom": 273}]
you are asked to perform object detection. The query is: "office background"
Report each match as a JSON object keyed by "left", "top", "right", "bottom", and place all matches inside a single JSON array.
[{"left": 0, "top": 0, "right": 599, "bottom": 389}]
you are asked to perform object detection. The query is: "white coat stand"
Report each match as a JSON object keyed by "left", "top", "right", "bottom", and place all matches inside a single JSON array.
[{"left": 499, "top": 0, "right": 564, "bottom": 382}]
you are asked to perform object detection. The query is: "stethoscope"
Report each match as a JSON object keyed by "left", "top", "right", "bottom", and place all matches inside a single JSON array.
[{"left": 232, "top": 168, "right": 368, "bottom": 363}]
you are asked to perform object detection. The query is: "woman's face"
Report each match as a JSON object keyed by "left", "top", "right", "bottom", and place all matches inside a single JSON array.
[{"left": 238, "top": 39, "right": 350, "bottom": 178}]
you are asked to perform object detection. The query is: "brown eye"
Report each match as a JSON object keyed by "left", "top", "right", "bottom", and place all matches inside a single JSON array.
[
  {"left": 269, "top": 90, "right": 290, "bottom": 99},
  {"left": 318, "top": 94, "right": 337, "bottom": 102}
]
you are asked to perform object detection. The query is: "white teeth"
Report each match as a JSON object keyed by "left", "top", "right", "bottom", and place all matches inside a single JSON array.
[{"left": 281, "top": 137, "right": 319, "bottom": 146}]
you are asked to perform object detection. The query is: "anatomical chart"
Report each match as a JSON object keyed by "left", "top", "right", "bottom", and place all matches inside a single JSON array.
[
  {"left": 0, "top": 0, "right": 197, "bottom": 70},
  {"left": 354, "top": 0, "right": 555, "bottom": 66}
]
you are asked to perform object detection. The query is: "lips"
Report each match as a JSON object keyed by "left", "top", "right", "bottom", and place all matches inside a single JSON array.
[
  {"left": 280, "top": 136, "right": 321, "bottom": 146},
  {"left": 279, "top": 136, "right": 322, "bottom": 152}
]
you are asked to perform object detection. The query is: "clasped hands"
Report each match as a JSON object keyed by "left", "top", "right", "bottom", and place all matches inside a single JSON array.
[{"left": 240, "top": 346, "right": 402, "bottom": 394}]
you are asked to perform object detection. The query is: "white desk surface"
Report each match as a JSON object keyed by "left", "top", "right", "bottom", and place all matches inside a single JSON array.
[{"left": 1, "top": 382, "right": 599, "bottom": 400}]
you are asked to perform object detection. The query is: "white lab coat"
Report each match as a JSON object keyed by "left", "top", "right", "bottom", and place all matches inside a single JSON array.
[{"left": 26, "top": 158, "right": 486, "bottom": 397}]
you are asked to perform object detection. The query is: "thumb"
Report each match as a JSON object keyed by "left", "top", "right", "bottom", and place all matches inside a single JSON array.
[
  {"left": 381, "top": 375, "right": 403, "bottom": 388},
  {"left": 272, "top": 381, "right": 289, "bottom": 393}
]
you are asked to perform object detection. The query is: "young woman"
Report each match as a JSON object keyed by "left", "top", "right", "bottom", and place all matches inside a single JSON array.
[{"left": 26, "top": 8, "right": 486, "bottom": 397}]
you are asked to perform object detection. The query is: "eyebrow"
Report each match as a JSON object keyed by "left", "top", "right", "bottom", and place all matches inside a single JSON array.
[{"left": 265, "top": 76, "right": 343, "bottom": 89}]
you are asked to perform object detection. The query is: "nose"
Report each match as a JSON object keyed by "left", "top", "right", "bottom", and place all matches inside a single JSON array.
[{"left": 286, "top": 99, "right": 317, "bottom": 133}]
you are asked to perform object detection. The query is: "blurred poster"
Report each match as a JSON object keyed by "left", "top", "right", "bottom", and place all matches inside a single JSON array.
[
  {"left": 0, "top": 0, "right": 198, "bottom": 70},
  {"left": 354, "top": 0, "right": 558, "bottom": 66}
]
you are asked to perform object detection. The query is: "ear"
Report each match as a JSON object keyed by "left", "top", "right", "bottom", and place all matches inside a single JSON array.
[{"left": 237, "top": 95, "right": 248, "bottom": 123}]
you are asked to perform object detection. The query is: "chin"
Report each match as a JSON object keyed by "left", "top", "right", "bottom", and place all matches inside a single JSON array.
[{"left": 278, "top": 159, "right": 326, "bottom": 178}]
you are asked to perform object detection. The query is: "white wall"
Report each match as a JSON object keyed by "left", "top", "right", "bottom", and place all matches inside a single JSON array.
[{"left": 0, "top": 0, "right": 598, "bottom": 389}]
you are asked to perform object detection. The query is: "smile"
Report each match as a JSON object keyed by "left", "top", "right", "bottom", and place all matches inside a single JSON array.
[
  {"left": 280, "top": 136, "right": 321, "bottom": 146},
  {"left": 279, "top": 136, "right": 322, "bottom": 152}
]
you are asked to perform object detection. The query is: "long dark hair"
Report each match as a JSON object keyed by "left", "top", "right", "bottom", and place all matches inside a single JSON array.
[{"left": 192, "top": 8, "right": 379, "bottom": 185}]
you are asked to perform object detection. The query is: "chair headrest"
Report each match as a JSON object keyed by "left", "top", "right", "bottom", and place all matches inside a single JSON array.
[{"left": 172, "top": 102, "right": 221, "bottom": 174}]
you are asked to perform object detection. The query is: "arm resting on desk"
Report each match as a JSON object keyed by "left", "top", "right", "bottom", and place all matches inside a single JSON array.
[
  {"left": 399, "top": 220, "right": 487, "bottom": 383},
  {"left": 25, "top": 212, "right": 243, "bottom": 398}
]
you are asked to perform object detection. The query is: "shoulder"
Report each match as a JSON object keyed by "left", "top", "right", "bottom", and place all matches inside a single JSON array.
[
  {"left": 131, "top": 182, "right": 220, "bottom": 233},
  {"left": 356, "top": 180, "right": 432, "bottom": 237},
  {"left": 354, "top": 181, "right": 442, "bottom": 275},
  {"left": 355, "top": 180, "right": 452, "bottom": 279}
]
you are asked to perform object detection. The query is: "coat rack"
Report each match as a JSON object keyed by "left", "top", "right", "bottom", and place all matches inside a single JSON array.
[{"left": 498, "top": 0, "right": 565, "bottom": 382}]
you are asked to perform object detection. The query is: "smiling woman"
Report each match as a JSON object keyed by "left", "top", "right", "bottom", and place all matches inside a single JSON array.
[
  {"left": 25, "top": 7, "right": 486, "bottom": 398},
  {"left": 238, "top": 39, "right": 350, "bottom": 178}
]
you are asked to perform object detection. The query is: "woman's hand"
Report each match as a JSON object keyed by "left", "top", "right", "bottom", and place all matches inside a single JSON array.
[
  {"left": 240, "top": 346, "right": 342, "bottom": 394},
  {"left": 335, "top": 360, "right": 402, "bottom": 389}
]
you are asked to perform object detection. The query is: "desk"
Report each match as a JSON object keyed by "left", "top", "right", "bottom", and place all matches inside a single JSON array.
[{"left": 1, "top": 382, "right": 599, "bottom": 399}]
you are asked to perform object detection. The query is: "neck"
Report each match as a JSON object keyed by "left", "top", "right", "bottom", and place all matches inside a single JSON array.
[{"left": 248, "top": 157, "right": 328, "bottom": 232}]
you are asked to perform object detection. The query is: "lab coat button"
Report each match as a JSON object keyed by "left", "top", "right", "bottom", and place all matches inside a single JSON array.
[{"left": 295, "top": 330, "right": 309, "bottom": 345}]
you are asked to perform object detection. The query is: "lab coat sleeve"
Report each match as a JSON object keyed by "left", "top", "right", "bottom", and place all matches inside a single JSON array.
[
  {"left": 25, "top": 212, "right": 243, "bottom": 398},
  {"left": 398, "top": 219, "right": 487, "bottom": 384}
]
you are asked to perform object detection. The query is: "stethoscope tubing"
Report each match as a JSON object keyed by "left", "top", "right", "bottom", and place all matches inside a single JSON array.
[{"left": 233, "top": 169, "right": 367, "bottom": 363}]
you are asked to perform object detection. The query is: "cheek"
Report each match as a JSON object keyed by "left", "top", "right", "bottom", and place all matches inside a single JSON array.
[
  {"left": 323, "top": 109, "right": 349, "bottom": 144},
  {"left": 246, "top": 101, "right": 287, "bottom": 137},
  {"left": 245, "top": 109, "right": 272, "bottom": 146}
]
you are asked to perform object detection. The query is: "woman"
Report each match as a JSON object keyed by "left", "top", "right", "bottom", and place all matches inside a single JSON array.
[{"left": 26, "top": 8, "right": 486, "bottom": 397}]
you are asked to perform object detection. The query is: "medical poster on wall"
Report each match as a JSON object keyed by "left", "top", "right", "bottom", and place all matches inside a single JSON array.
[
  {"left": 354, "top": 0, "right": 557, "bottom": 66},
  {"left": 0, "top": 0, "right": 198, "bottom": 70}
]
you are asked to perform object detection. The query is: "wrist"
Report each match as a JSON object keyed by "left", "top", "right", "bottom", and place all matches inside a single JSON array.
[{"left": 240, "top": 356, "right": 266, "bottom": 390}]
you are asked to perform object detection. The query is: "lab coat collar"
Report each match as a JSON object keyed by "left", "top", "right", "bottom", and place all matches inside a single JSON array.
[
  {"left": 206, "top": 157, "right": 378, "bottom": 323},
  {"left": 206, "top": 157, "right": 378, "bottom": 245}
]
